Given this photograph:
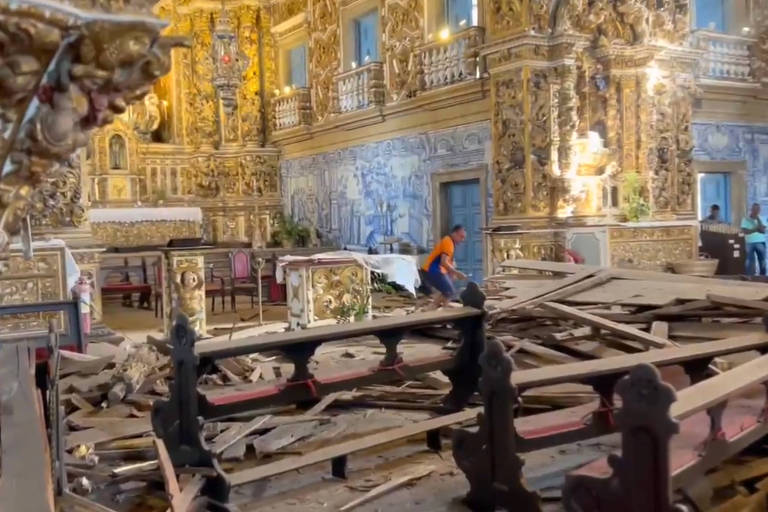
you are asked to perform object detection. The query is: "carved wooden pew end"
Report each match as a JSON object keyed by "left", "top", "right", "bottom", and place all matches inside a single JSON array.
[
  {"left": 563, "top": 363, "right": 679, "bottom": 512},
  {"left": 452, "top": 337, "right": 541, "bottom": 512}
]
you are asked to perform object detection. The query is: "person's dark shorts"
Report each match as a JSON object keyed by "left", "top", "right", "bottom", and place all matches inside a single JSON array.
[{"left": 423, "top": 270, "right": 456, "bottom": 299}]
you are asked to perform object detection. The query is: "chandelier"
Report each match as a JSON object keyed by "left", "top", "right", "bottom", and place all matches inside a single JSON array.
[{"left": 212, "top": 0, "right": 249, "bottom": 115}]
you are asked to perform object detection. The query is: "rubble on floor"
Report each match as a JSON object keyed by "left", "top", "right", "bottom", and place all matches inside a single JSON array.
[{"left": 51, "top": 260, "right": 768, "bottom": 510}]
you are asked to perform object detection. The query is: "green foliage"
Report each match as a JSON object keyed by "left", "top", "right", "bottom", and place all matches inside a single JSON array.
[
  {"left": 621, "top": 172, "right": 650, "bottom": 222},
  {"left": 334, "top": 288, "right": 370, "bottom": 324},
  {"left": 372, "top": 271, "right": 396, "bottom": 294},
  {"left": 270, "top": 213, "right": 312, "bottom": 247}
]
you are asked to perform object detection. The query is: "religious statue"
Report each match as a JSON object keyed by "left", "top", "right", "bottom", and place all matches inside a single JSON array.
[
  {"left": 174, "top": 269, "right": 205, "bottom": 334},
  {"left": 616, "top": 0, "right": 650, "bottom": 44},
  {"left": 250, "top": 205, "right": 265, "bottom": 250},
  {"left": 109, "top": 134, "right": 127, "bottom": 169},
  {"left": 132, "top": 93, "right": 162, "bottom": 141}
]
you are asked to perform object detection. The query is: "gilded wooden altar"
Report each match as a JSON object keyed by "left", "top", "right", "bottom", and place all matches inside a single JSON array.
[{"left": 284, "top": 257, "right": 371, "bottom": 330}]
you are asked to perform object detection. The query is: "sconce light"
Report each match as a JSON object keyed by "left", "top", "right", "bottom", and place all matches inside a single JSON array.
[
  {"left": 364, "top": 54, "right": 370, "bottom": 63},
  {"left": 427, "top": 32, "right": 433, "bottom": 40},
  {"left": 351, "top": 61, "right": 358, "bottom": 69},
  {"left": 459, "top": 19, "right": 467, "bottom": 27},
  {"left": 439, "top": 27, "right": 450, "bottom": 41},
  {"left": 283, "top": 85, "right": 291, "bottom": 94},
  {"left": 646, "top": 63, "right": 661, "bottom": 94},
  {"left": 742, "top": 26, "right": 753, "bottom": 35},
  {"left": 273, "top": 88, "right": 281, "bottom": 96}
]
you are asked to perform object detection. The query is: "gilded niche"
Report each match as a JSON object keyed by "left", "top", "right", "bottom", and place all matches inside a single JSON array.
[
  {"left": 383, "top": 0, "right": 423, "bottom": 103},
  {"left": 493, "top": 71, "right": 527, "bottom": 217},
  {"left": 309, "top": 0, "right": 340, "bottom": 122}
]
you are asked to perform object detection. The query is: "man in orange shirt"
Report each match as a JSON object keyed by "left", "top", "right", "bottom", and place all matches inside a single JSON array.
[{"left": 421, "top": 225, "right": 467, "bottom": 309}]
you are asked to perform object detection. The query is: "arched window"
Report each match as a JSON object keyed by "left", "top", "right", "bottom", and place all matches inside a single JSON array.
[{"left": 108, "top": 134, "right": 127, "bottom": 170}]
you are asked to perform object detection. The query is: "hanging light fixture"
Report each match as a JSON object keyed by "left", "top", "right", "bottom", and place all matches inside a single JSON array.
[{"left": 212, "top": 0, "right": 248, "bottom": 115}]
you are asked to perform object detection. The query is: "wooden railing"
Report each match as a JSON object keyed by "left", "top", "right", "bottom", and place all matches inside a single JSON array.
[
  {"left": 273, "top": 87, "right": 312, "bottom": 131},
  {"left": 692, "top": 30, "right": 757, "bottom": 82},
  {"left": 333, "top": 62, "right": 385, "bottom": 114},
  {"left": 417, "top": 26, "right": 484, "bottom": 91}
]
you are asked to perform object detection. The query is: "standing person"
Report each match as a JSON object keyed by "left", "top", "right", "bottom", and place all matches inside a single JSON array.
[
  {"left": 702, "top": 204, "right": 721, "bottom": 224},
  {"left": 741, "top": 203, "right": 767, "bottom": 275},
  {"left": 421, "top": 225, "right": 467, "bottom": 309}
]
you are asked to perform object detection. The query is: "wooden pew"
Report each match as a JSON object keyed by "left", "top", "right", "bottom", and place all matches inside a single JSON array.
[
  {"left": 562, "top": 353, "right": 768, "bottom": 512},
  {"left": 158, "top": 310, "right": 768, "bottom": 507},
  {"left": 152, "top": 284, "right": 487, "bottom": 504},
  {"left": 451, "top": 332, "right": 768, "bottom": 512}
]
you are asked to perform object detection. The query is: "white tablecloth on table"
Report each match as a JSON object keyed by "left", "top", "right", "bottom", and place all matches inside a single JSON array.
[
  {"left": 89, "top": 207, "right": 203, "bottom": 224},
  {"left": 10, "top": 238, "right": 79, "bottom": 292},
  {"left": 276, "top": 251, "right": 421, "bottom": 295}
]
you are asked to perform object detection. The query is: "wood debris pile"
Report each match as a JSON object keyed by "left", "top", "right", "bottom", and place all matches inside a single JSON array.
[{"left": 482, "top": 260, "right": 768, "bottom": 409}]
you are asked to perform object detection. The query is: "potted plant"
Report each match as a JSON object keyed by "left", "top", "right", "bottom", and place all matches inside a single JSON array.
[{"left": 620, "top": 172, "right": 650, "bottom": 222}]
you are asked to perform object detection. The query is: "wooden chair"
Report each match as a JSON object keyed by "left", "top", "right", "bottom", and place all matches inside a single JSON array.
[
  {"left": 153, "top": 260, "right": 164, "bottom": 319},
  {"left": 102, "top": 258, "right": 152, "bottom": 309},
  {"left": 229, "top": 249, "right": 261, "bottom": 311},
  {"left": 205, "top": 264, "right": 227, "bottom": 313}
]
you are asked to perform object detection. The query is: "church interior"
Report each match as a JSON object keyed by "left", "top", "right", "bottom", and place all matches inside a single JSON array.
[{"left": 2, "top": 0, "right": 768, "bottom": 510}]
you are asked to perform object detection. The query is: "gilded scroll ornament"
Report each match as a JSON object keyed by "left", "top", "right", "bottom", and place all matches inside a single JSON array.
[
  {"left": 272, "top": 0, "right": 307, "bottom": 25},
  {"left": 309, "top": 0, "right": 340, "bottom": 123},
  {"left": 29, "top": 153, "right": 87, "bottom": 229},
  {"left": 0, "top": 0, "right": 186, "bottom": 256},
  {"left": 557, "top": 66, "right": 579, "bottom": 175},
  {"left": 493, "top": 72, "right": 527, "bottom": 217},
  {"left": 609, "top": 225, "right": 696, "bottom": 269},
  {"left": 383, "top": 0, "right": 423, "bottom": 103},
  {"left": 190, "top": 10, "right": 218, "bottom": 144},
  {"left": 651, "top": 80, "right": 673, "bottom": 211},
  {"left": 529, "top": 70, "right": 555, "bottom": 214},
  {"left": 755, "top": 7, "right": 768, "bottom": 83},
  {"left": 238, "top": 5, "right": 262, "bottom": 144},
  {"left": 311, "top": 265, "right": 368, "bottom": 321},
  {"left": 487, "top": 0, "right": 524, "bottom": 37}
]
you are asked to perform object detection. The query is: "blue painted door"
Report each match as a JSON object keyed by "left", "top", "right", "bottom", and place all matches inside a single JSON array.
[
  {"left": 699, "top": 172, "right": 730, "bottom": 222},
  {"left": 447, "top": 180, "right": 483, "bottom": 287},
  {"left": 695, "top": 0, "right": 725, "bottom": 31},
  {"left": 354, "top": 10, "right": 379, "bottom": 64},
  {"left": 445, "top": 0, "right": 473, "bottom": 30},
  {"left": 289, "top": 44, "right": 307, "bottom": 87}
]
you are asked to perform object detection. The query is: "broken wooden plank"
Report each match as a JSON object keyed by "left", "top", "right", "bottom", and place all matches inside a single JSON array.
[
  {"left": 339, "top": 465, "right": 435, "bottom": 511},
  {"left": 650, "top": 321, "right": 669, "bottom": 340},
  {"left": 707, "top": 294, "right": 768, "bottom": 312},
  {"left": 0, "top": 343, "right": 55, "bottom": 512},
  {"left": 539, "top": 302, "right": 673, "bottom": 349},
  {"left": 170, "top": 475, "right": 205, "bottom": 512},
  {"left": 491, "top": 269, "right": 605, "bottom": 312},
  {"left": 211, "top": 415, "right": 271, "bottom": 455},
  {"left": 154, "top": 436, "right": 181, "bottom": 503}
]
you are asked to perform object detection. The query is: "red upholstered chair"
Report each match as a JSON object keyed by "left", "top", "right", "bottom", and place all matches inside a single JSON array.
[
  {"left": 229, "top": 249, "right": 268, "bottom": 311},
  {"left": 101, "top": 258, "right": 152, "bottom": 309}
]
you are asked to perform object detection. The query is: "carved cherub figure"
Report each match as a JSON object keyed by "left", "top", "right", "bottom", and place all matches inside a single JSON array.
[
  {"left": 174, "top": 269, "right": 205, "bottom": 334},
  {"left": 616, "top": 0, "right": 650, "bottom": 44}
]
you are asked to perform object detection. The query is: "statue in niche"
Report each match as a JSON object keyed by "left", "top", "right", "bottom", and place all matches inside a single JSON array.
[{"left": 109, "top": 134, "right": 127, "bottom": 170}]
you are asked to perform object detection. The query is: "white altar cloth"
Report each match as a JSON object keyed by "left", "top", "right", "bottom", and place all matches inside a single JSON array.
[
  {"left": 89, "top": 207, "right": 203, "bottom": 224},
  {"left": 277, "top": 251, "right": 421, "bottom": 295}
]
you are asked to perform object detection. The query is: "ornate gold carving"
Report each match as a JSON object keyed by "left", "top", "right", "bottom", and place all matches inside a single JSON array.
[
  {"left": 557, "top": 65, "right": 578, "bottom": 175},
  {"left": 487, "top": 0, "right": 524, "bottom": 37},
  {"left": 170, "top": 255, "right": 206, "bottom": 335},
  {"left": 609, "top": 225, "right": 696, "bottom": 269},
  {"left": 272, "top": 0, "right": 307, "bottom": 25},
  {"left": 239, "top": 5, "right": 263, "bottom": 144},
  {"left": 309, "top": 0, "right": 340, "bottom": 122},
  {"left": 529, "top": 69, "right": 555, "bottom": 215},
  {"left": 383, "top": 0, "right": 423, "bottom": 102},
  {"left": 673, "top": 79, "right": 695, "bottom": 213},
  {"left": 493, "top": 71, "right": 527, "bottom": 217},
  {"left": 0, "top": 0, "right": 186, "bottom": 254},
  {"left": 488, "top": 232, "right": 563, "bottom": 273},
  {"left": 241, "top": 154, "right": 280, "bottom": 196},
  {"left": 29, "top": 152, "right": 87, "bottom": 229},
  {"left": 756, "top": 7, "right": 768, "bottom": 83},
  {"left": 311, "top": 264, "right": 368, "bottom": 321},
  {"left": 189, "top": 10, "right": 218, "bottom": 145},
  {"left": 0, "top": 247, "right": 67, "bottom": 333},
  {"left": 619, "top": 76, "right": 637, "bottom": 172},
  {"left": 91, "top": 220, "right": 201, "bottom": 248}
]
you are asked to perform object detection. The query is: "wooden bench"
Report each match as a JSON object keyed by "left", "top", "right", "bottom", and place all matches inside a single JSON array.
[
  {"left": 562, "top": 353, "right": 768, "bottom": 512},
  {"left": 158, "top": 308, "right": 768, "bottom": 507},
  {"left": 451, "top": 331, "right": 768, "bottom": 512},
  {"left": 152, "top": 284, "right": 487, "bottom": 504}
]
